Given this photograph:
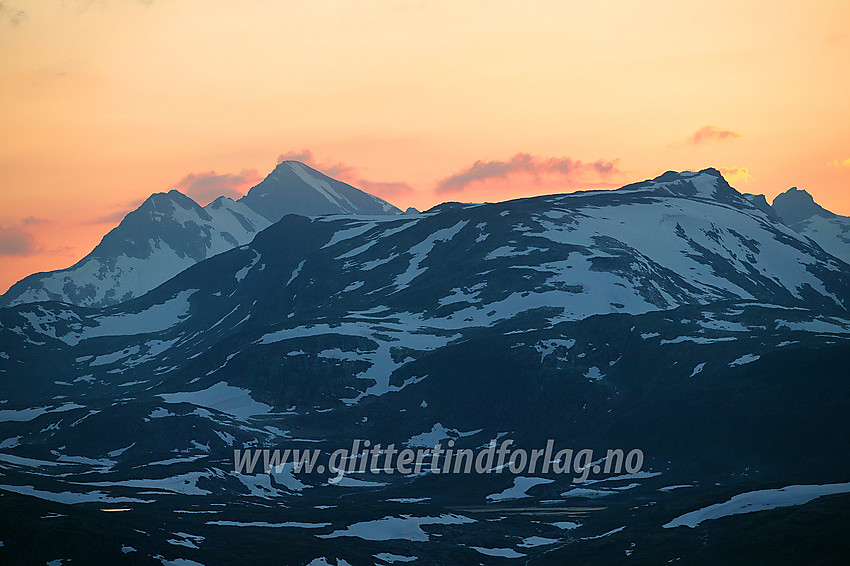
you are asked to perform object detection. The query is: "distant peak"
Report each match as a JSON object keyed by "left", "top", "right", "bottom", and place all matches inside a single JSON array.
[
  {"left": 143, "top": 189, "right": 192, "bottom": 203},
  {"left": 205, "top": 195, "right": 235, "bottom": 209},
  {"left": 135, "top": 190, "right": 202, "bottom": 218},
  {"left": 263, "top": 160, "right": 330, "bottom": 184},
  {"left": 772, "top": 187, "right": 835, "bottom": 225},
  {"left": 425, "top": 202, "right": 468, "bottom": 214},
  {"left": 741, "top": 193, "right": 781, "bottom": 221},
  {"left": 138, "top": 191, "right": 172, "bottom": 208},
  {"left": 239, "top": 160, "right": 402, "bottom": 222},
  {"left": 629, "top": 168, "right": 742, "bottom": 205},
  {"left": 652, "top": 168, "right": 722, "bottom": 183},
  {"left": 273, "top": 160, "right": 317, "bottom": 174},
  {"left": 775, "top": 186, "right": 811, "bottom": 201}
]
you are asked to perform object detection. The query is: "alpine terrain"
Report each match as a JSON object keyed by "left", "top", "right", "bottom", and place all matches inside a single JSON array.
[
  {"left": 0, "top": 161, "right": 402, "bottom": 309},
  {"left": 1, "top": 168, "right": 849, "bottom": 564},
  {"left": 770, "top": 186, "right": 850, "bottom": 265}
]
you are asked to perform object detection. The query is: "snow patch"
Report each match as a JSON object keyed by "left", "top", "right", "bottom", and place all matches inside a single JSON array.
[{"left": 664, "top": 482, "right": 850, "bottom": 528}]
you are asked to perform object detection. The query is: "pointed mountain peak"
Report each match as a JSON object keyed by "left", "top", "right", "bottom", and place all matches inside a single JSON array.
[
  {"left": 238, "top": 161, "right": 401, "bottom": 222},
  {"left": 274, "top": 159, "right": 312, "bottom": 170},
  {"left": 267, "top": 159, "right": 331, "bottom": 182},
  {"left": 138, "top": 189, "right": 201, "bottom": 213},
  {"left": 772, "top": 187, "right": 835, "bottom": 225}
]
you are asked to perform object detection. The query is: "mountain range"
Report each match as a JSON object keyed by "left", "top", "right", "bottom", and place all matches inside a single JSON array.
[
  {"left": 0, "top": 161, "right": 401, "bottom": 308},
  {"left": 1, "top": 164, "right": 847, "bottom": 313},
  {"left": 1, "top": 167, "right": 849, "bottom": 564}
]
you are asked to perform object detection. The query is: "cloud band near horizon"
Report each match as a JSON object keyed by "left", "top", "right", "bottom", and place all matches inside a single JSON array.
[
  {"left": 172, "top": 169, "right": 262, "bottom": 204},
  {"left": 434, "top": 153, "right": 620, "bottom": 194},
  {"left": 0, "top": 217, "right": 70, "bottom": 258}
]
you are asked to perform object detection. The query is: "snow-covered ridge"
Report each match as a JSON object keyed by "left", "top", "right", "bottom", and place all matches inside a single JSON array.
[
  {"left": 664, "top": 482, "right": 850, "bottom": 528},
  {"left": 0, "top": 191, "right": 270, "bottom": 309},
  {"left": 6, "top": 169, "right": 849, "bottom": 354},
  {"left": 1, "top": 161, "right": 402, "bottom": 308},
  {"left": 5, "top": 169, "right": 848, "bottom": 421}
]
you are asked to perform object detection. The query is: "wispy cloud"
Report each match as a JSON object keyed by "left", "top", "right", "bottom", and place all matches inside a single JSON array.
[
  {"left": 0, "top": 224, "right": 39, "bottom": 257},
  {"left": 677, "top": 126, "right": 741, "bottom": 146},
  {"left": 719, "top": 166, "right": 752, "bottom": 183},
  {"left": 31, "top": 62, "right": 75, "bottom": 88},
  {"left": 435, "top": 153, "right": 620, "bottom": 194},
  {"left": 277, "top": 149, "right": 413, "bottom": 198},
  {"left": 0, "top": 218, "right": 71, "bottom": 257},
  {"left": 68, "top": 0, "right": 153, "bottom": 13},
  {"left": 85, "top": 210, "right": 134, "bottom": 226},
  {"left": 0, "top": 1, "right": 26, "bottom": 26},
  {"left": 172, "top": 169, "right": 262, "bottom": 204},
  {"left": 82, "top": 197, "right": 146, "bottom": 226},
  {"left": 357, "top": 180, "right": 413, "bottom": 197},
  {"left": 21, "top": 216, "right": 51, "bottom": 226},
  {"left": 827, "top": 158, "right": 850, "bottom": 169}
]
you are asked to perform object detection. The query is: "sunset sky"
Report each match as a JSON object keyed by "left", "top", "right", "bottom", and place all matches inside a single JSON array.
[{"left": 1, "top": 0, "right": 849, "bottom": 293}]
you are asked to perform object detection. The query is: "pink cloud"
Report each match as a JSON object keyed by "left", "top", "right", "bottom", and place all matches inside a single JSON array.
[
  {"left": 82, "top": 196, "right": 147, "bottom": 226},
  {"left": 0, "top": 217, "right": 71, "bottom": 257},
  {"left": 435, "top": 153, "right": 620, "bottom": 194},
  {"left": 681, "top": 126, "right": 741, "bottom": 145},
  {"left": 172, "top": 168, "right": 262, "bottom": 204},
  {"left": 0, "top": 224, "right": 39, "bottom": 257},
  {"left": 21, "top": 216, "right": 51, "bottom": 226}
]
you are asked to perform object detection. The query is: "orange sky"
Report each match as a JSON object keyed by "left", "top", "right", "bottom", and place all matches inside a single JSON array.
[{"left": 1, "top": 0, "right": 849, "bottom": 293}]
